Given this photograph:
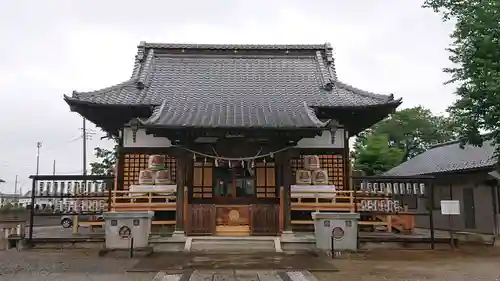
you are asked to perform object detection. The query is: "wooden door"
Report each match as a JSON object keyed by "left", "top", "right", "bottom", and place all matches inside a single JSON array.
[
  {"left": 255, "top": 162, "right": 276, "bottom": 198},
  {"left": 192, "top": 161, "right": 213, "bottom": 199},
  {"left": 186, "top": 204, "right": 215, "bottom": 235},
  {"left": 213, "top": 167, "right": 256, "bottom": 204},
  {"left": 463, "top": 187, "right": 476, "bottom": 229},
  {"left": 250, "top": 204, "right": 279, "bottom": 235}
]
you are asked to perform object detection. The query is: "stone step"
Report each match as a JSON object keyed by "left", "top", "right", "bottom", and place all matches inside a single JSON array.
[
  {"left": 151, "top": 270, "right": 320, "bottom": 281},
  {"left": 190, "top": 239, "right": 276, "bottom": 252}
]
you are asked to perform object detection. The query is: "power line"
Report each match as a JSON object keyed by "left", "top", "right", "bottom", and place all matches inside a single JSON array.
[
  {"left": 0, "top": 135, "right": 86, "bottom": 169},
  {"left": 42, "top": 127, "right": 98, "bottom": 152},
  {"left": 43, "top": 136, "right": 83, "bottom": 152}
]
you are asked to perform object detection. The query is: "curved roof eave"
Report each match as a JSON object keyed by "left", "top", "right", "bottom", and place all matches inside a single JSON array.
[
  {"left": 71, "top": 79, "right": 138, "bottom": 97},
  {"left": 314, "top": 98, "right": 402, "bottom": 110},
  {"left": 335, "top": 81, "right": 395, "bottom": 101},
  {"left": 63, "top": 94, "right": 151, "bottom": 108}
]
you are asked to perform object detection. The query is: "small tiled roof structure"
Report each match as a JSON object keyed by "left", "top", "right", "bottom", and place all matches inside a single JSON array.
[
  {"left": 384, "top": 139, "right": 497, "bottom": 176},
  {"left": 141, "top": 98, "right": 330, "bottom": 129},
  {"left": 64, "top": 42, "right": 401, "bottom": 133}
]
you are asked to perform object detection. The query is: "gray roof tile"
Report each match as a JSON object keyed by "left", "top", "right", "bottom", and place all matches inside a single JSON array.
[
  {"left": 64, "top": 42, "right": 400, "bottom": 128},
  {"left": 384, "top": 140, "right": 497, "bottom": 176},
  {"left": 141, "top": 96, "right": 329, "bottom": 128},
  {"left": 69, "top": 80, "right": 144, "bottom": 105}
]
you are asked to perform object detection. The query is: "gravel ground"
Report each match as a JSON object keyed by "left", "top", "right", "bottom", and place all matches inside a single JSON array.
[
  {"left": 1, "top": 247, "right": 500, "bottom": 281},
  {"left": 0, "top": 250, "right": 155, "bottom": 281},
  {"left": 314, "top": 247, "right": 500, "bottom": 281}
]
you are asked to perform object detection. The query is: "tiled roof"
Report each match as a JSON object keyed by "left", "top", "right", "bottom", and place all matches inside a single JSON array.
[
  {"left": 65, "top": 42, "right": 398, "bottom": 107},
  {"left": 64, "top": 42, "right": 401, "bottom": 128},
  {"left": 384, "top": 139, "right": 497, "bottom": 176},
  {"left": 141, "top": 96, "right": 329, "bottom": 129}
]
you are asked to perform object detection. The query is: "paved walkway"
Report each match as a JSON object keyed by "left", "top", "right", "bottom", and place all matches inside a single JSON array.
[{"left": 151, "top": 270, "right": 319, "bottom": 281}]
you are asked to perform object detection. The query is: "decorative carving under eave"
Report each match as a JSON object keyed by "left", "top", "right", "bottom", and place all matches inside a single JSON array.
[
  {"left": 129, "top": 119, "right": 140, "bottom": 143},
  {"left": 329, "top": 126, "right": 338, "bottom": 144}
]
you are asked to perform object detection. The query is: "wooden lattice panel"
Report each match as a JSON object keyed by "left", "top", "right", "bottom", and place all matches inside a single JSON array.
[
  {"left": 122, "top": 153, "right": 176, "bottom": 190},
  {"left": 291, "top": 154, "right": 344, "bottom": 189},
  {"left": 255, "top": 161, "right": 276, "bottom": 198},
  {"left": 193, "top": 161, "right": 213, "bottom": 198}
]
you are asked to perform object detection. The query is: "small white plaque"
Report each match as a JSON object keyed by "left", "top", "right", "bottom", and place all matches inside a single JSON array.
[{"left": 440, "top": 200, "right": 460, "bottom": 215}]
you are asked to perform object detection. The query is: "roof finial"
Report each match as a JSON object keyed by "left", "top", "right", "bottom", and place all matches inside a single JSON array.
[{"left": 324, "top": 43, "right": 333, "bottom": 63}]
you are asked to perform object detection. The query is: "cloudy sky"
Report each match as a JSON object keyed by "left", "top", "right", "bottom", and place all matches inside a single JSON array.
[{"left": 0, "top": 0, "right": 455, "bottom": 193}]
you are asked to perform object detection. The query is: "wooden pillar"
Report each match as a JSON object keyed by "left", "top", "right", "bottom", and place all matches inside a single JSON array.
[
  {"left": 281, "top": 148, "right": 294, "bottom": 232},
  {"left": 115, "top": 129, "right": 125, "bottom": 194},
  {"left": 174, "top": 150, "right": 187, "bottom": 232},
  {"left": 111, "top": 129, "right": 125, "bottom": 213},
  {"left": 343, "top": 129, "right": 351, "bottom": 190}
]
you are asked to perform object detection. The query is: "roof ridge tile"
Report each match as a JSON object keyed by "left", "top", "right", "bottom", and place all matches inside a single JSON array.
[
  {"left": 137, "top": 48, "right": 155, "bottom": 89},
  {"left": 140, "top": 42, "right": 328, "bottom": 50},
  {"left": 131, "top": 46, "right": 146, "bottom": 79},
  {"left": 315, "top": 51, "right": 333, "bottom": 90}
]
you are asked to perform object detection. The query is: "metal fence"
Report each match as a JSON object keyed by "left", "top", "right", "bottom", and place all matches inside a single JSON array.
[
  {"left": 351, "top": 175, "right": 437, "bottom": 249},
  {"left": 27, "top": 175, "right": 114, "bottom": 242}
]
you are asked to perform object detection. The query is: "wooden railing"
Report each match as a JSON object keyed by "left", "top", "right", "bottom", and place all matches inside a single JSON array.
[
  {"left": 289, "top": 189, "right": 415, "bottom": 233},
  {"left": 291, "top": 190, "right": 355, "bottom": 212},
  {"left": 290, "top": 190, "right": 354, "bottom": 225},
  {"left": 110, "top": 190, "right": 177, "bottom": 211},
  {"left": 108, "top": 189, "right": 181, "bottom": 227}
]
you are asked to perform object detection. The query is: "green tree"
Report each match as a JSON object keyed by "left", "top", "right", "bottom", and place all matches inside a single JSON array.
[
  {"left": 352, "top": 107, "right": 458, "bottom": 164},
  {"left": 354, "top": 134, "right": 404, "bottom": 176},
  {"left": 89, "top": 134, "right": 118, "bottom": 176},
  {"left": 423, "top": 0, "right": 500, "bottom": 158}
]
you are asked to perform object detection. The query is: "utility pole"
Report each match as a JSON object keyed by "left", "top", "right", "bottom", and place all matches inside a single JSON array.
[
  {"left": 14, "top": 175, "right": 18, "bottom": 195},
  {"left": 83, "top": 118, "right": 87, "bottom": 176},
  {"left": 52, "top": 159, "right": 56, "bottom": 194},
  {"left": 36, "top": 142, "right": 42, "bottom": 175}
]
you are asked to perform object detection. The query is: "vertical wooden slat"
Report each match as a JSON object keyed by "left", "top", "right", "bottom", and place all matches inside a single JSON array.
[
  {"left": 186, "top": 204, "right": 215, "bottom": 235},
  {"left": 256, "top": 168, "right": 266, "bottom": 186},
  {"left": 279, "top": 186, "right": 284, "bottom": 233},
  {"left": 203, "top": 168, "right": 212, "bottom": 186},
  {"left": 193, "top": 168, "right": 203, "bottom": 186},
  {"left": 266, "top": 168, "right": 275, "bottom": 186},
  {"left": 183, "top": 186, "right": 188, "bottom": 232},
  {"left": 250, "top": 204, "right": 279, "bottom": 235},
  {"left": 193, "top": 162, "right": 213, "bottom": 199}
]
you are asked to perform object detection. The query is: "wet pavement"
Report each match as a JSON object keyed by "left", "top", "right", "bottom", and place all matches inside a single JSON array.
[
  {"left": 1, "top": 248, "right": 500, "bottom": 280},
  {"left": 132, "top": 252, "right": 334, "bottom": 271}
]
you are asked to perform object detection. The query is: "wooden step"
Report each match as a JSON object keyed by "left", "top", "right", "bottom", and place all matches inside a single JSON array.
[{"left": 215, "top": 225, "right": 250, "bottom": 236}]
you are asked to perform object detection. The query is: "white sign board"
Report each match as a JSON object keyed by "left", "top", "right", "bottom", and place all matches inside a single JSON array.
[{"left": 440, "top": 200, "right": 460, "bottom": 215}]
